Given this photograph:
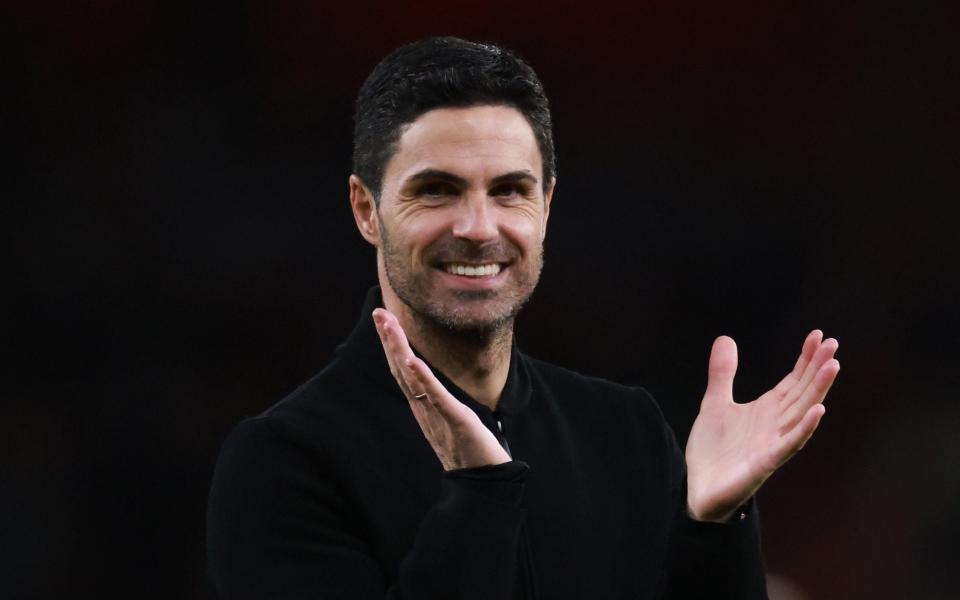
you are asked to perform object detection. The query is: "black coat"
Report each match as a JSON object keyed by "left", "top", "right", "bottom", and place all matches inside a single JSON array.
[{"left": 207, "top": 288, "right": 767, "bottom": 599}]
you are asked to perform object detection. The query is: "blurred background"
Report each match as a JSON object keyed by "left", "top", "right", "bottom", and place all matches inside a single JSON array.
[{"left": 7, "top": 1, "right": 959, "bottom": 598}]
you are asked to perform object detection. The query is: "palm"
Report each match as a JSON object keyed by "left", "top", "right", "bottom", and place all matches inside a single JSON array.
[
  {"left": 372, "top": 308, "right": 510, "bottom": 471},
  {"left": 685, "top": 331, "right": 840, "bottom": 522}
]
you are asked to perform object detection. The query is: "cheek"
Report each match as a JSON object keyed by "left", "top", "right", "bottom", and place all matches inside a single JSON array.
[
  {"left": 500, "top": 209, "right": 546, "bottom": 249},
  {"left": 391, "top": 214, "right": 448, "bottom": 259}
]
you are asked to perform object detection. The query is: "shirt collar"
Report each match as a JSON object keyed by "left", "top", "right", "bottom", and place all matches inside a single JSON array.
[{"left": 337, "top": 286, "right": 532, "bottom": 418}]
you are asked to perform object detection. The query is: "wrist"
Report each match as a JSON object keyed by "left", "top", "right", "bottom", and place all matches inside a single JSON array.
[{"left": 687, "top": 497, "right": 753, "bottom": 524}]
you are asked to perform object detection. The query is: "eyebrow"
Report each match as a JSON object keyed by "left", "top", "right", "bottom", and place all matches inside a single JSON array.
[
  {"left": 402, "top": 169, "right": 539, "bottom": 189},
  {"left": 403, "top": 169, "right": 468, "bottom": 189},
  {"left": 490, "top": 170, "right": 539, "bottom": 187}
]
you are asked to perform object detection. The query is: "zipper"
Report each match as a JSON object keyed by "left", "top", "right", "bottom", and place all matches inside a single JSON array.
[{"left": 496, "top": 418, "right": 512, "bottom": 458}]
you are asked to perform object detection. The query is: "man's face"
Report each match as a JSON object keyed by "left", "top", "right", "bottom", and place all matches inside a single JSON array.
[{"left": 371, "top": 105, "right": 553, "bottom": 334}]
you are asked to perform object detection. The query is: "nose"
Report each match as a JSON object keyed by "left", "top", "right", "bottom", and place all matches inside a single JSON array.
[{"left": 451, "top": 193, "right": 498, "bottom": 243}]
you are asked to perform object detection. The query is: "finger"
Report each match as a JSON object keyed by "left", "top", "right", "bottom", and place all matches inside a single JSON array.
[
  {"left": 773, "top": 330, "right": 823, "bottom": 396},
  {"left": 405, "top": 392, "right": 443, "bottom": 440},
  {"left": 372, "top": 310, "right": 405, "bottom": 383},
  {"left": 406, "top": 356, "right": 475, "bottom": 422},
  {"left": 372, "top": 309, "right": 417, "bottom": 397},
  {"left": 779, "top": 358, "right": 839, "bottom": 434},
  {"left": 703, "top": 336, "right": 738, "bottom": 407},
  {"left": 381, "top": 314, "right": 414, "bottom": 363},
  {"left": 791, "top": 330, "right": 823, "bottom": 379},
  {"left": 773, "top": 403, "right": 826, "bottom": 468},
  {"left": 800, "top": 337, "right": 838, "bottom": 388},
  {"left": 781, "top": 337, "right": 838, "bottom": 409},
  {"left": 372, "top": 310, "right": 400, "bottom": 375}
]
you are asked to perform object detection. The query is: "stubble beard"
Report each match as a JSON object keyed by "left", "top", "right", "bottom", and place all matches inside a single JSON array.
[{"left": 379, "top": 220, "right": 542, "bottom": 344}]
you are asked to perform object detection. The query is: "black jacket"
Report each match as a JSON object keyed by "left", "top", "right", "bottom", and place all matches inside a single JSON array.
[{"left": 207, "top": 288, "right": 767, "bottom": 599}]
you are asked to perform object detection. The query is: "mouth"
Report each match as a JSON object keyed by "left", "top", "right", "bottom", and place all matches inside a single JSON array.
[{"left": 441, "top": 262, "right": 504, "bottom": 278}]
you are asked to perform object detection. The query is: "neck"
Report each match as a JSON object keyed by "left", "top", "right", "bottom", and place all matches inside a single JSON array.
[{"left": 381, "top": 286, "right": 513, "bottom": 412}]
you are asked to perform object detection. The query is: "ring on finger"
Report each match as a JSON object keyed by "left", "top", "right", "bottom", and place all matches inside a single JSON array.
[{"left": 413, "top": 392, "right": 427, "bottom": 399}]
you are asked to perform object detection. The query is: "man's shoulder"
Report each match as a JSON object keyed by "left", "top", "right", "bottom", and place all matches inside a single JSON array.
[
  {"left": 521, "top": 353, "right": 666, "bottom": 420},
  {"left": 518, "top": 353, "right": 680, "bottom": 462},
  {"left": 522, "top": 353, "right": 649, "bottom": 396},
  {"left": 226, "top": 355, "right": 401, "bottom": 449}
]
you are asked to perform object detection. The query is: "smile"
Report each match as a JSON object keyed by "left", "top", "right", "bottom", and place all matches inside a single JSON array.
[{"left": 443, "top": 263, "right": 502, "bottom": 278}]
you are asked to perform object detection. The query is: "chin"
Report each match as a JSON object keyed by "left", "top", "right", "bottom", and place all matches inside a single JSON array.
[
  {"left": 418, "top": 294, "right": 522, "bottom": 336},
  {"left": 384, "top": 265, "right": 536, "bottom": 336},
  {"left": 429, "top": 306, "right": 514, "bottom": 335}
]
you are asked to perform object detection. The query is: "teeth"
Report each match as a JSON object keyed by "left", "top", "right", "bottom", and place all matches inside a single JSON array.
[{"left": 445, "top": 263, "right": 502, "bottom": 278}]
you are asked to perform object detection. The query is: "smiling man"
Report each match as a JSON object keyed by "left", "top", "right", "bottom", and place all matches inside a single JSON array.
[
  {"left": 355, "top": 103, "right": 551, "bottom": 412},
  {"left": 207, "top": 37, "right": 840, "bottom": 600}
]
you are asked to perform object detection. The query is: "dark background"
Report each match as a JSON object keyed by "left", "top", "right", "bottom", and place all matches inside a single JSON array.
[{"left": 7, "top": 1, "right": 959, "bottom": 598}]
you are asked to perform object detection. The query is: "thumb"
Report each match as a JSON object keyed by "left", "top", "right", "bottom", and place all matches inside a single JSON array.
[{"left": 704, "top": 336, "right": 738, "bottom": 405}]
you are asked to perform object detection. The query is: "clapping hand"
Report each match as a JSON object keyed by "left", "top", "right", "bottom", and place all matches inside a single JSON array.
[
  {"left": 685, "top": 330, "right": 840, "bottom": 522},
  {"left": 372, "top": 308, "right": 511, "bottom": 471}
]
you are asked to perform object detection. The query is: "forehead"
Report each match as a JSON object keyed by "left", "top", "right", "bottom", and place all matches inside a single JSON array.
[{"left": 384, "top": 105, "right": 543, "bottom": 185}]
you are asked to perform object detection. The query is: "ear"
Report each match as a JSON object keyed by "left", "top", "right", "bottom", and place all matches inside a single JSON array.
[
  {"left": 541, "top": 177, "right": 556, "bottom": 240},
  {"left": 349, "top": 174, "right": 380, "bottom": 247}
]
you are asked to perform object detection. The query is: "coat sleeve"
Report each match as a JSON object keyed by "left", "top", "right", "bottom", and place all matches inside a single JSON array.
[
  {"left": 207, "top": 416, "right": 528, "bottom": 600},
  {"left": 658, "top": 417, "right": 769, "bottom": 599}
]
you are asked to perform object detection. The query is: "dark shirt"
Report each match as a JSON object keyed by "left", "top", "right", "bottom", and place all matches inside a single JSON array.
[{"left": 207, "top": 288, "right": 767, "bottom": 599}]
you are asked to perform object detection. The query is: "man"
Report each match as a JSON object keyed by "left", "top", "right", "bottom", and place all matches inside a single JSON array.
[{"left": 207, "top": 37, "right": 840, "bottom": 599}]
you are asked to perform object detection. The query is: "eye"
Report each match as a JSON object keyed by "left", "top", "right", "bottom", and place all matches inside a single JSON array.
[
  {"left": 490, "top": 184, "right": 520, "bottom": 197},
  {"left": 419, "top": 182, "right": 458, "bottom": 198},
  {"left": 490, "top": 183, "right": 534, "bottom": 201}
]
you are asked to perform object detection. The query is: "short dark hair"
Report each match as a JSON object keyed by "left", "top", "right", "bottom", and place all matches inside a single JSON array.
[{"left": 353, "top": 36, "right": 555, "bottom": 202}]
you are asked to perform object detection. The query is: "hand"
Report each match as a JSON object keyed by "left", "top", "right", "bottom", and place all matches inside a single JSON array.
[
  {"left": 372, "top": 308, "right": 511, "bottom": 471},
  {"left": 685, "top": 330, "right": 840, "bottom": 522}
]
